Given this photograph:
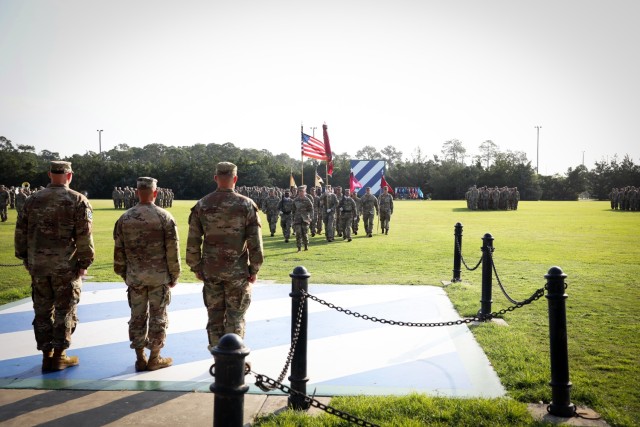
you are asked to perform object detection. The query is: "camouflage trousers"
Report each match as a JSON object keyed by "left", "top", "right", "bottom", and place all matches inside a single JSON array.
[
  {"left": 362, "top": 213, "right": 375, "bottom": 234},
  {"left": 202, "top": 277, "right": 252, "bottom": 352},
  {"left": 293, "top": 222, "right": 309, "bottom": 248},
  {"left": 380, "top": 210, "right": 392, "bottom": 231},
  {"left": 31, "top": 273, "right": 82, "bottom": 351},
  {"left": 340, "top": 212, "right": 353, "bottom": 239},
  {"left": 352, "top": 215, "right": 360, "bottom": 234},
  {"left": 323, "top": 211, "right": 336, "bottom": 240},
  {"left": 127, "top": 283, "right": 171, "bottom": 350},
  {"left": 266, "top": 212, "right": 278, "bottom": 234},
  {"left": 0, "top": 203, "right": 7, "bottom": 221},
  {"left": 280, "top": 214, "right": 292, "bottom": 239},
  {"left": 313, "top": 211, "right": 323, "bottom": 235}
]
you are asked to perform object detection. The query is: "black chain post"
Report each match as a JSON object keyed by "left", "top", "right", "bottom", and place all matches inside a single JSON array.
[
  {"left": 289, "top": 266, "right": 310, "bottom": 410},
  {"left": 545, "top": 266, "right": 576, "bottom": 417},
  {"left": 210, "top": 333, "right": 250, "bottom": 427},
  {"left": 452, "top": 222, "right": 463, "bottom": 282},
  {"left": 478, "top": 233, "right": 494, "bottom": 318}
]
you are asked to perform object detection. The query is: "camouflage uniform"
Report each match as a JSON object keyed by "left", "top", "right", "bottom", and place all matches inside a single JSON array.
[
  {"left": 313, "top": 188, "right": 323, "bottom": 236},
  {"left": 360, "top": 189, "right": 379, "bottom": 237},
  {"left": 324, "top": 188, "right": 338, "bottom": 242},
  {"left": 186, "top": 162, "right": 264, "bottom": 351},
  {"left": 334, "top": 187, "right": 344, "bottom": 237},
  {"left": 379, "top": 189, "right": 394, "bottom": 234},
  {"left": 350, "top": 191, "right": 361, "bottom": 235},
  {"left": 0, "top": 185, "right": 10, "bottom": 221},
  {"left": 291, "top": 186, "right": 314, "bottom": 251},
  {"left": 14, "top": 161, "right": 94, "bottom": 363},
  {"left": 262, "top": 191, "right": 281, "bottom": 237},
  {"left": 339, "top": 190, "right": 356, "bottom": 241},
  {"left": 113, "top": 178, "right": 181, "bottom": 352},
  {"left": 15, "top": 188, "right": 27, "bottom": 220},
  {"left": 277, "top": 193, "right": 294, "bottom": 242}
]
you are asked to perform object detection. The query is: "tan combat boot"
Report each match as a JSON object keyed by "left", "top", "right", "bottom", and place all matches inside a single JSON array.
[
  {"left": 52, "top": 348, "right": 79, "bottom": 371},
  {"left": 42, "top": 350, "right": 54, "bottom": 372},
  {"left": 135, "top": 348, "right": 148, "bottom": 372},
  {"left": 147, "top": 349, "right": 172, "bottom": 371}
]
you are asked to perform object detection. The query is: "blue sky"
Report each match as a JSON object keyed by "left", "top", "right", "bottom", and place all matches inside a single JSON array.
[{"left": 1, "top": 0, "right": 638, "bottom": 175}]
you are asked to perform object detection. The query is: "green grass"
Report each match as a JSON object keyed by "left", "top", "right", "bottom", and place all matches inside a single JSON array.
[{"left": 1, "top": 200, "right": 639, "bottom": 426}]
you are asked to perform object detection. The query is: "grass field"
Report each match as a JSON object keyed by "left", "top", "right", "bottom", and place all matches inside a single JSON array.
[{"left": 1, "top": 200, "right": 639, "bottom": 426}]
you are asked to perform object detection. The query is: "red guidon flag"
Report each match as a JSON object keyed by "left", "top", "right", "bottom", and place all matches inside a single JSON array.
[{"left": 322, "top": 122, "right": 333, "bottom": 176}]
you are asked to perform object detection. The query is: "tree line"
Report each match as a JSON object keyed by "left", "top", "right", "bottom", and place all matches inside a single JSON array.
[{"left": 1, "top": 136, "right": 638, "bottom": 200}]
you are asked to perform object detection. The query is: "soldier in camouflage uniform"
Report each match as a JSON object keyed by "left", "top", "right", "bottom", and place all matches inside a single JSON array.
[
  {"left": 379, "top": 185, "right": 394, "bottom": 235},
  {"left": 313, "top": 187, "right": 323, "bottom": 236},
  {"left": 0, "top": 185, "right": 9, "bottom": 221},
  {"left": 114, "top": 177, "right": 181, "bottom": 371},
  {"left": 350, "top": 189, "right": 361, "bottom": 235},
  {"left": 186, "top": 162, "right": 264, "bottom": 352},
  {"left": 14, "top": 161, "right": 95, "bottom": 371},
  {"left": 360, "top": 187, "right": 379, "bottom": 238},
  {"left": 277, "top": 190, "right": 294, "bottom": 243},
  {"left": 292, "top": 185, "right": 314, "bottom": 251},
  {"left": 15, "top": 187, "right": 27, "bottom": 220},
  {"left": 338, "top": 189, "right": 356, "bottom": 241},
  {"left": 262, "top": 188, "right": 281, "bottom": 237},
  {"left": 334, "top": 186, "right": 344, "bottom": 237}
]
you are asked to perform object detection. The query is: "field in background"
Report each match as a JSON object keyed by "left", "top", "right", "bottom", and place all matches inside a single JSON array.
[{"left": 1, "top": 200, "right": 639, "bottom": 426}]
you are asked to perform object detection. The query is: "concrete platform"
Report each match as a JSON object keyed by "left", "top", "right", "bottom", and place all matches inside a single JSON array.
[{"left": 0, "top": 281, "right": 505, "bottom": 424}]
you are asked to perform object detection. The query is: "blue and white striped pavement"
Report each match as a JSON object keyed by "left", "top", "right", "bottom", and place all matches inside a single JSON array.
[{"left": 0, "top": 282, "right": 505, "bottom": 397}]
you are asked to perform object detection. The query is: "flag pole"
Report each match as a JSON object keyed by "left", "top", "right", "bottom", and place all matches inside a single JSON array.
[{"left": 300, "top": 123, "right": 304, "bottom": 187}]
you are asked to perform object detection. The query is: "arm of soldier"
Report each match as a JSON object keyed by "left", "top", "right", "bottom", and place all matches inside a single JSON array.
[
  {"left": 246, "top": 202, "right": 264, "bottom": 283},
  {"left": 186, "top": 205, "right": 204, "bottom": 280},
  {"left": 113, "top": 218, "right": 127, "bottom": 279},
  {"left": 75, "top": 200, "right": 95, "bottom": 275},
  {"left": 164, "top": 215, "right": 181, "bottom": 287}
]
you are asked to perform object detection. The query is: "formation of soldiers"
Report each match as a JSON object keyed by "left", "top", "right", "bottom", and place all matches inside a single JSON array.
[
  {"left": 609, "top": 187, "right": 639, "bottom": 211},
  {"left": 236, "top": 183, "right": 394, "bottom": 248},
  {"left": 465, "top": 185, "right": 520, "bottom": 210},
  {"left": 112, "top": 186, "right": 174, "bottom": 209},
  {"left": 0, "top": 185, "right": 45, "bottom": 221}
]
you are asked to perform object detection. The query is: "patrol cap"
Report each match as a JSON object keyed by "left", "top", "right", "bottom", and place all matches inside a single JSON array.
[
  {"left": 50, "top": 161, "right": 73, "bottom": 174},
  {"left": 136, "top": 176, "right": 158, "bottom": 190},
  {"left": 297, "top": 185, "right": 307, "bottom": 191},
  {"left": 216, "top": 162, "right": 237, "bottom": 176}
]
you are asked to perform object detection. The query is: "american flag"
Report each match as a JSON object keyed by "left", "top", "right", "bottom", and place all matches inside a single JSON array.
[{"left": 301, "top": 133, "right": 329, "bottom": 161}]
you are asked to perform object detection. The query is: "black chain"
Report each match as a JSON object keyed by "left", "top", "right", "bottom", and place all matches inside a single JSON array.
[
  {"left": 303, "top": 288, "right": 545, "bottom": 325},
  {"left": 456, "top": 237, "right": 482, "bottom": 271},
  {"left": 253, "top": 371, "right": 380, "bottom": 427},
  {"left": 488, "top": 248, "right": 527, "bottom": 305},
  {"left": 254, "top": 292, "right": 307, "bottom": 391},
  {"left": 0, "top": 263, "right": 24, "bottom": 267}
]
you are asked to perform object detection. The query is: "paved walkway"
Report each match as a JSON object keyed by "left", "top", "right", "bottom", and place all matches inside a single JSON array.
[{"left": 0, "top": 281, "right": 504, "bottom": 425}]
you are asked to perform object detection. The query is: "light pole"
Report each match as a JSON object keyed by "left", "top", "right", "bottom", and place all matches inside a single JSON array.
[
  {"left": 534, "top": 126, "right": 542, "bottom": 174},
  {"left": 309, "top": 126, "right": 317, "bottom": 137},
  {"left": 97, "top": 130, "right": 103, "bottom": 154},
  {"left": 582, "top": 151, "right": 585, "bottom": 166}
]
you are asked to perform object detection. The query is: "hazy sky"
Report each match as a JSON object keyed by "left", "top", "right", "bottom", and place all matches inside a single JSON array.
[{"left": 1, "top": 0, "right": 638, "bottom": 175}]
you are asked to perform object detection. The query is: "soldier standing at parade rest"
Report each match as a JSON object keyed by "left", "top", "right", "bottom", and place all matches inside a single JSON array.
[
  {"left": 379, "top": 185, "right": 394, "bottom": 235},
  {"left": 15, "top": 187, "right": 27, "bottom": 219},
  {"left": 113, "top": 177, "right": 181, "bottom": 371},
  {"left": 339, "top": 188, "right": 356, "bottom": 241},
  {"left": 262, "top": 188, "right": 281, "bottom": 237},
  {"left": 291, "top": 185, "right": 314, "bottom": 251},
  {"left": 0, "top": 185, "right": 10, "bottom": 221},
  {"left": 323, "top": 185, "right": 339, "bottom": 242},
  {"left": 14, "top": 161, "right": 95, "bottom": 371},
  {"left": 360, "top": 186, "right": 379, "bottom": 238},
  {"left": 186, "top": 162, "right": 264, "bottom": 352},
  {"left": 277, "top": 190, "right": 294, "bottom": 243}
]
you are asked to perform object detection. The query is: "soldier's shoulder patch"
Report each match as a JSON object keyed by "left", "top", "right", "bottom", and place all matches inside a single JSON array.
[{"left": 86, "top": 209, "right": 93, "bottom": 221}]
